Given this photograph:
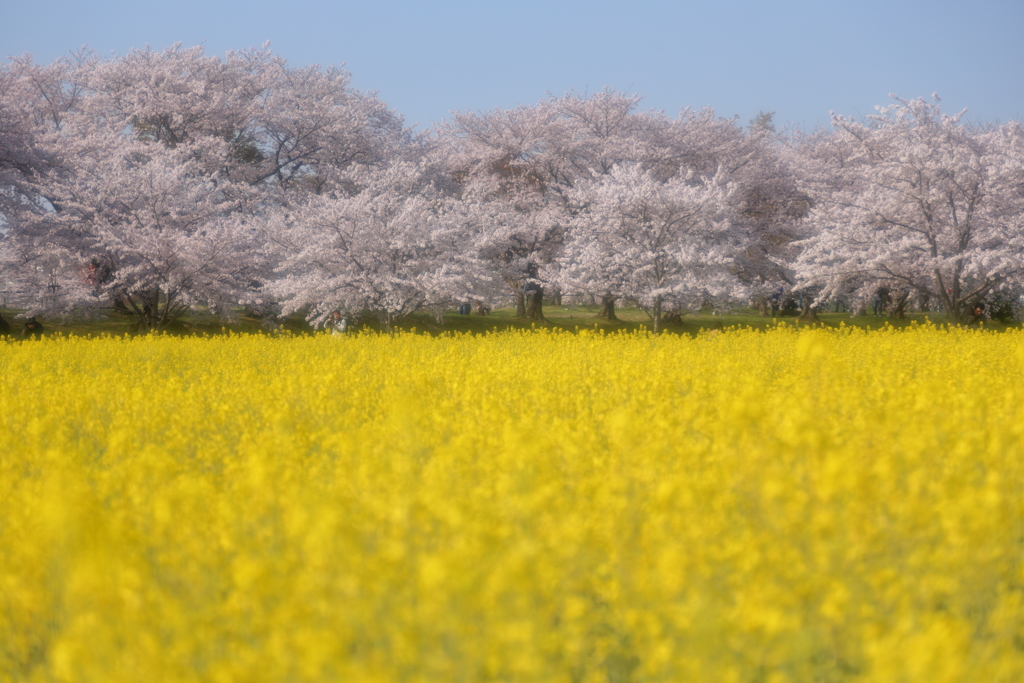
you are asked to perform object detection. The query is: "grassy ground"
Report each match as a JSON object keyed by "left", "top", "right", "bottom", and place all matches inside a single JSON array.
[{"left": 0, "top": 303, "right": 1016, "bottom": 338}]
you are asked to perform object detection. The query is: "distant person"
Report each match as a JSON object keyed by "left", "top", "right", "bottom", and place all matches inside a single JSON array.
[
  {"left": 327, "top": 310, "right": 348, "bottom": 335},
  {"left": 873, "top": 286, "right": 891, "bottom": 316},
  {"left": 769, "top": 288, "right": 782, "bottom": 317},
  {"left": 969, "top": 302, "right": 985, "bottom": 326},
  {"left": 475, "top": 300, "right": 490, "bottom": 316},
  {"left": 22, "top": 317, "right": 44, "bottom": 339},
  {"left": 85, "top": 259, "right": 111, "bottom": 290}
]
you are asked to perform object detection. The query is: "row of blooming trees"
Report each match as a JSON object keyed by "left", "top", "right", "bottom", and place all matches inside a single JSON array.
[
  {"left": 794, "top": 98, "right": 1024, "bottom": 323},
  {"left": 2, "top": 46, "right": 1023, "bottom": 329}
]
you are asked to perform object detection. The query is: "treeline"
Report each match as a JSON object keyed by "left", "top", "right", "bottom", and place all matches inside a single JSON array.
[{"left": 1, "top": 45, "right": 1022, "bottom": 330}]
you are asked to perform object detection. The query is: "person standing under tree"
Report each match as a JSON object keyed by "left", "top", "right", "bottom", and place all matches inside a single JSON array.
[
  {"left": 22, "top": 317, "right": 44, "bottom": 339},
  {"left": 969, "top": 302, "right": 986, "bottom": 326},
  {"left": 873, "top": 286, "right": 891, "bottom": 316},
  {"left": 327, "top": 310, "right": 348, "bottom": 335}
]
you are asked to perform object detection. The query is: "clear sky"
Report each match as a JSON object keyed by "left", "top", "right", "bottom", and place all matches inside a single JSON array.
[{"left": 3, "top": 0, "right": 1022, "bottom": 131}]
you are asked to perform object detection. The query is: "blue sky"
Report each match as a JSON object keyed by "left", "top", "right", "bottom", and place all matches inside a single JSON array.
[{"left": 3, "top": 0, "right": 1022, "bottom": 131}]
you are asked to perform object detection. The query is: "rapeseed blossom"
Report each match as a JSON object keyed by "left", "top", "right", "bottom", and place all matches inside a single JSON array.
[{"left": 1, "top": 325, "right": 1022, "bottom": 682}]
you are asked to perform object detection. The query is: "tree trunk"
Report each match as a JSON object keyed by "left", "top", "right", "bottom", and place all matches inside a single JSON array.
[
  {"left": 917, "top": 291, "right": 930, "bottom": 312},
  {"left": 888, "top": 290, "right": 910, "bottom": 319},
  {"left": 797, "top": 298, "right": 818, "bottom": 323},
  {"left": 525, "top": 286, "right": 546, "bottom": 322},
  {"left": 595, "top": 295, "right": 618, "bottom": 320},
  {"left": 551, "top": 288, "right": 562, "bottom": 306},
  {"left": 754, "top": 295, "right": 770, "bottom": 317},
  {"left": 513, "top": 291, "right": 526, "bottom": 318},
  {"left": 651, "top": 297, "right": 662, "bottom": 334},
  {"left": 124, "top": 288, "right": 161, "bottom": 331},
  {"left": 381, "top": 310, "right": 395, "bottom": 335},
  {"left": 113, "top": 297, "right": 131, "bottom": 314}
]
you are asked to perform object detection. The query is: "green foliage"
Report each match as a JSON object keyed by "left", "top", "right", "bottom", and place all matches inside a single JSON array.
[{"left": 6, "top": 305, "right": 1019, "bottom": 341}]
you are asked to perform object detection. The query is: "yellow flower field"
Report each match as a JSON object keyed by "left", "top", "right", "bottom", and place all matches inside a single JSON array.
[{"left": 2, "top": 324, "right": 1023, "bottom": 682}]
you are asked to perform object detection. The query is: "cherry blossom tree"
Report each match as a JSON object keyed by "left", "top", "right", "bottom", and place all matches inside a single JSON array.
[
  {"left": 560, "top": 165, "right": 742, "bottom": 332},
  {"left": 0, "top": 65, "right": 40, "bottom": 210},
  {"left": 441, "top": 90, "right": 688, "bottom": 318},
  {"left": 439, "top": 102, "right": 566, "bottom": 318},
  {"left": 263, "top": 161, "right": 486, "bottom": 331},
  {"left": 0, "top": 47, "right": 266, "bottom": 326},
  {"left": 467, "top": 194, "right": 564, "bottom": 321},
  {"left": 0, "top": 51, "right": 93, "bottom": 223},
  {"left": 257, "top": 64, "right": 410, "bottom": 194},
  {"left": 84, "top": 44, "right": 406, "bottom": 192},
  {"left": 793, "top": 96, "right": 1024, "bottom": 324},
  {"left": 1, "top": 51, "right": 98, "bottom": 308},
  {"left": 647, "top": 108, "right": 812, "bottom": 318},
  {"left": 0, "top": 45, "right": 409, "bottom": 327},
  {"left": 1, "top": 129, "right": 262, "bottom": 328}
]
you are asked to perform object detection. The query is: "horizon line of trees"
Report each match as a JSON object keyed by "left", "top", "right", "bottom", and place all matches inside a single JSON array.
[{"left": 2, "top": 44, "right": 1023, "bottom": 331}]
